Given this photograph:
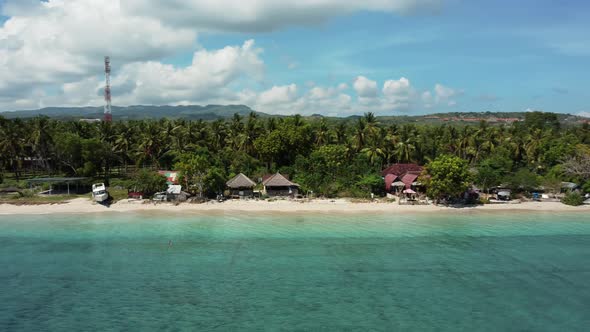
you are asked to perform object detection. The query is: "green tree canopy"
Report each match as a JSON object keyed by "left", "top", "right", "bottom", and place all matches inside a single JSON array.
[
  {"left": 130, "top": 169, "right": 167, "bottom": 196},
  {"left": 423, "top": 155, "right": 473, "bottom": 202}
]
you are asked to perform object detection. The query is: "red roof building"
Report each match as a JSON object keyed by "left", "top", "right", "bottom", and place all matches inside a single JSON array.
[
  {"left": 158, "top": 170, "right": 179, "bottom": 185},
  {"left": 382, "top": 164, "right": 424, "bottom": 191}
]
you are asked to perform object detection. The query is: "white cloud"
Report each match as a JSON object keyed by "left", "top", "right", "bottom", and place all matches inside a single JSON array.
[
  {"left": 253, "top": 83, "right": 354, "bottom": 116},
  {"left": 353, "top": 76, "right": 378, "bottom": 98},
  {"left": 257, "top": 84, "right": 298, "bottom": 106},
  {"left": 525, "top": 108, "right": 544, "bottom": 113},
  {"left": 0, "top": 40, "right": 265, "bottom": 110},
  {"left": 577, "top": 111, "right": 590, "bottom": 118},
  {"left": 421, "top": 91, "right": 433, "bottom": 108},
  {"left": 122, "top": 0, "right": 442, "bottom": 32},
  {"left": 309, "top": 87, "right": 337, "bottom": 100},
  {"left": 249, "top": 77, "right": 461, "bottom": 116},
  {"left": 0, "top": 0, "right": 450, "bottom": 114},
  {"left": 434, "top": 83, "right": 461, "bottom": 106},
  {"left": 382, "top": 77, "right": 415, "bottom": 108},
  {"left": 383, "top": 77, "right": 411, "bottom": 96},
  {"left": 0, "top": 0, "right": 196, "bottom": 101}
]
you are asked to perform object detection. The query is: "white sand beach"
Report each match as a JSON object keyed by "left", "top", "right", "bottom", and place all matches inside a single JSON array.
[{"left": 1, "top": 198, "right": 589, "bottom": 215}]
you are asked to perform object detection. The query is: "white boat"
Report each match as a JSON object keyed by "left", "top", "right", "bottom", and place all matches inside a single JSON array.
[{"left": 92, "top": 183, "right": 109, "bottom": 203}]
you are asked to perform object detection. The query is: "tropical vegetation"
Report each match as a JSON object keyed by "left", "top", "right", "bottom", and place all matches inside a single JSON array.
[{"left": 1, "top": 111, "right": 589, "bottom": 200}]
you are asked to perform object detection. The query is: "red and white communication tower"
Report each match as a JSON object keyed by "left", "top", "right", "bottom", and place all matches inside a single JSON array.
[{"left": 103, "top": 56, "right": 112, "bottom": 122}]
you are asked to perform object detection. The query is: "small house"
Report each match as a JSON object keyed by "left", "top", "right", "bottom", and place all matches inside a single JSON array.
[
  {"left": 561, "top": 182, "right": 579, "bottom": 193},
  {"left": 226, "top": 173, "right": 257, "bottom": 199},
  {"left": 382, "top": 164, "right": 424, "bottom": 194},
  {"left": 158, "top": 170, "right": 180, "bottom": 185},
  {"left": 263, "top": 173, "right": 300, "bottom": 197}
]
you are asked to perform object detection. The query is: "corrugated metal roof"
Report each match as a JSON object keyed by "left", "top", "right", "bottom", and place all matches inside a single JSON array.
[
  {"left": 381, "top": 164, "right": 423, "bottom": 177},
  {"left": 384, "top": 174, "right": 397, "bottom": 191},
  {"left": 401, "top": 173, "right": 419, "bottom": 188}
]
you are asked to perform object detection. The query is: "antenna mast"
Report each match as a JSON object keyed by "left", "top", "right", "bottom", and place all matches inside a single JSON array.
[{"left": 103, "top": 56, "right": 112, "bottom": 122}]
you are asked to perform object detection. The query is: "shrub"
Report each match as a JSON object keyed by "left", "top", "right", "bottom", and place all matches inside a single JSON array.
[
  {"left": 131, "top": 170, "right": 167, "bottom": 196},
  {"left": 21, "top": 190, "right": 36, "bottom": 198},
  {"left": 109, "top": 178, "right": 134, "bottom": 190},
  {"left": 562, "top": 192, "right": 584, "bottom": 206},
  {"left": 478, "top": 197, "right": 490, "bottom": 205}
]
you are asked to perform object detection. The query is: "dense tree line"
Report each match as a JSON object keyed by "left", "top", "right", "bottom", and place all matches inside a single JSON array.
[{"left": 1, "top": 111, "right": 589, "bottom": 199}]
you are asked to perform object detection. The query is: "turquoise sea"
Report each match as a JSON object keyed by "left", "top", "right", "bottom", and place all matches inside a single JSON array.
[{"left": 1, "top": 211, "right": 589, "bottom": 331}]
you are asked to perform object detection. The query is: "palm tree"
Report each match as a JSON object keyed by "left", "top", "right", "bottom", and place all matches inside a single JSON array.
[
  {"left": 353, "top": 118, "right": 367, "bottom": 151},
  {"left": 334, "top": 123, "right": 347, "bottom": 144},
  {"left": 314, "top": 118, "right": 330, "bottom": 146},
  {"left": 0, "top": 119, "right": 26, "bottom": 180},
  {"left": 114, "top": 125, "right": 133, "bottom": 174},
  {"left": 361, "top": 144, "right": 385, "bottom": 168},
  {"left": 30, "top": 117, "right": 54, "bottom": 172},
  {"left": 243, "top": 112, "right": 261, "bottom": 154},
  {"left": 210, "top": 119, "right": 228, "bottom": 151},
  {"left": 363, "top": 112, "right": 379, "bottom": 140},
  {"left": 396, "top": 138, "right": 416, "bottom": 163},
  {"left": 136, "top": 122, "right": 165, "bottom": 168}
]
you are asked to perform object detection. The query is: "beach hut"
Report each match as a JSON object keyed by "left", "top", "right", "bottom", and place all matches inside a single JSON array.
[
  {"left": 263, "top": 173, "right": 300, "bottom": 197},
  {"left": 226, "top": 173, "right": 256, "bottom": 199},
  {"left": 381, "top": 164, "right": 424, "bottom": 194}
]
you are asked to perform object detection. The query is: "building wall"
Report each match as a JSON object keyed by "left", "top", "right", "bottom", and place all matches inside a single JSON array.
[
  {"left": 265, "top": 186, "right": 299, "bottom": 197},
  {"left": 229, "top": 188, "right": 254, "bottom": 197}
]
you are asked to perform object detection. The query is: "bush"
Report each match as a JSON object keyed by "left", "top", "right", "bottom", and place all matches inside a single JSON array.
[
  {"left": 109, "top": 178, "right": 134, "bottom": 190},
  {"left": 79, "top": 162, "right": 98, "bottom": 177},
  {"left": 131, "top": 170, "right": 168, "bottom": 196},
  {"left": 478, "top": 197, "right": 490, "bottom": 205},
  {"left": 562, "top": 192, "right": 584, "bottom": 206},
  {"left": 21, "top": 190, "right": 36, "bottom": 198}
]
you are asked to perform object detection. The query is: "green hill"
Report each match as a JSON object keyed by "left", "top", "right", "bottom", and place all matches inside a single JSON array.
[
  {"left": 1, "top": 106, "right": 586, "bottom": 126},
  {"left": 0, "top": 105, "right": 256, "bottom": 121}
]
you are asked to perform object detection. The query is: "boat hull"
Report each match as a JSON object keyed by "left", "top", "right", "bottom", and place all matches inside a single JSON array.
[{"left": 93, "top": 193, "right": 109, "bottom": 203}]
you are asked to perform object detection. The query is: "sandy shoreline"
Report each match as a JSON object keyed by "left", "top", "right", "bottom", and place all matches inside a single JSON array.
[{"left": 1, "top": 198, "right": 589, "bottom": 215}]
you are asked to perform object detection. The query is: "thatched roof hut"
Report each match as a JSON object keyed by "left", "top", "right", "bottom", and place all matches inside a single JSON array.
[
  {"left": 226, "top": 173, "right": 256, "bottom": 189},
  {"left": 263, "top": 173, "right": 300, "bottom": 197},
  {"left": 263, "top": 173, "right": 299, "bottom": 188}
]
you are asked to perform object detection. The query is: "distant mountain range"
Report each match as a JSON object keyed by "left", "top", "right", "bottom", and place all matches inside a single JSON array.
[
  {"left": 1, "top": 105, "right": 587, "bottom": 125},
  {"left": 0, "top": 105, "right": 258, "bottom": 121}
]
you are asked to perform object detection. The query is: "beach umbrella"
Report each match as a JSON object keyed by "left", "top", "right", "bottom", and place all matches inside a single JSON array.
[
  {"left": 392, "top": 181, "right": 406, "bottom": 187},
  {"left": 403, "top": 189, "right": 417, "bottom": 194}
]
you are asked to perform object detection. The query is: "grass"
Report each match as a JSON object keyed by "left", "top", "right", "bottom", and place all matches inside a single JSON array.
[
  {"left": 109, "top": 188, "right": 129, "bottom": 203},
  {"left": 0, "top": 193, "right": 89, "bottom": 205}
]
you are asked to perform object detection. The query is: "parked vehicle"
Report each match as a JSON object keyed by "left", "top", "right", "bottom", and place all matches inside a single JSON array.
[{"left": 92, "top": 183, "right": 109, "bottom": 203}]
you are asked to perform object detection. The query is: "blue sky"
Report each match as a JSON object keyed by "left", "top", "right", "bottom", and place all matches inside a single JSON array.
[{"left": 0, "top": 0, "right": 588, "bottom": 116}]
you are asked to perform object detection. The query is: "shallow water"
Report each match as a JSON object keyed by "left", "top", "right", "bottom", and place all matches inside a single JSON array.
[{"left": 1, "top": 212, "right": 589, "bottom": 331}]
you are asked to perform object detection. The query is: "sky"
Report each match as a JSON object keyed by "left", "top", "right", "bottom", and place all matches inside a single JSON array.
[{"left": 0, "top": 0, "right": 589, "bottom": 116}]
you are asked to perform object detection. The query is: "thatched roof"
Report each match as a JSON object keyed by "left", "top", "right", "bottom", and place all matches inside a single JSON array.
[
  {"left": 263, "top": 173, "right": 299, "bottom": 187},
  {"left": 226, "top": 173, "right": 256, "bottom": 188}
]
